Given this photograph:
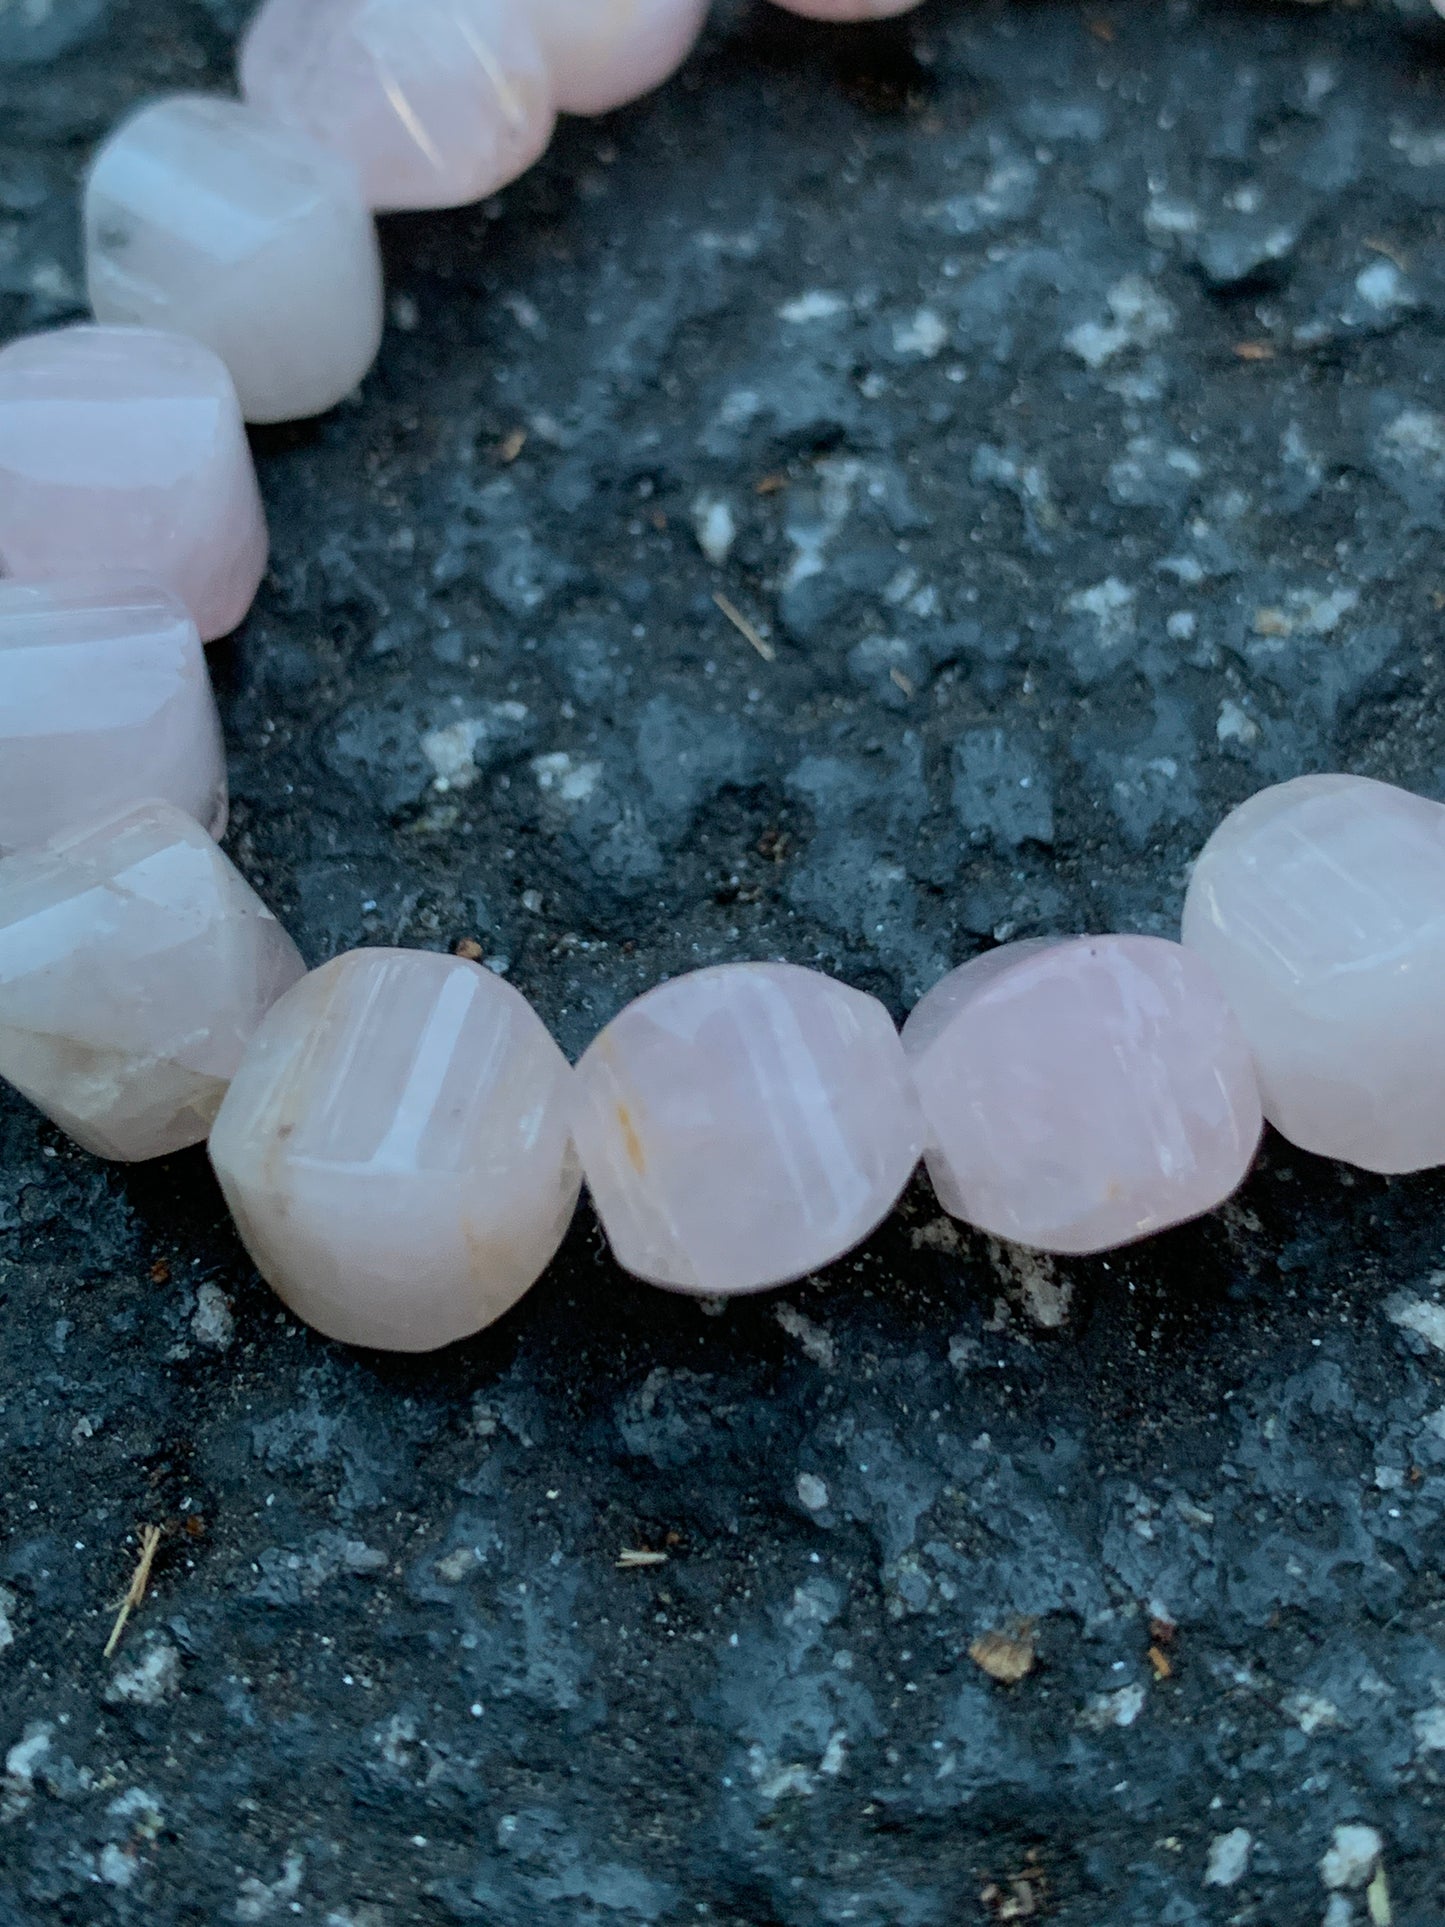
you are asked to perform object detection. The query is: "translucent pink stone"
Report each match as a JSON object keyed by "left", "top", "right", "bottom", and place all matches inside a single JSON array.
[
  {"left": 529, "top": 0, "right": 708, "bottom": 115},
  {"left": 0, "top": 578, "right": 226, "bottom": 858},
  {"left": 903, "top": 937, "right": 1263, "bottom": 1255},
  {"left": 764, "top": 0, "right": 924, "bottom": 18},
  {"left": 1183, "top": 774, "right": 1445, "bottom": 1173},
  {"left": 209, "top": 949, "right": 580, "bottom": 1351},
  {"left": 0, "top": 801, "right": 305, "bottom": 1162},
  {"left": 239, "top": 0, "right": 555, "bottom": 213},
  {"left": 0, "top": 325, "right": 268, "bottom": 642},
  {"left": 571, "top": 962, "right": 924, "bottom": 1295},
  {"left": 86, "top": 95, "right": 383, "bottom": 425}
]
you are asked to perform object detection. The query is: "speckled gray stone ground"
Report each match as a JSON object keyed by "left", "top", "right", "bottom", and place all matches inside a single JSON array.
[{"left": 6, "top": 0, "right": 1445, "bottom": 1921}]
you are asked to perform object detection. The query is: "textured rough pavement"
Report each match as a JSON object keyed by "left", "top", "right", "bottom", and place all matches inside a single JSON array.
[{"left": 5, "top": 1, "right": 1445, "bottom": 1922}]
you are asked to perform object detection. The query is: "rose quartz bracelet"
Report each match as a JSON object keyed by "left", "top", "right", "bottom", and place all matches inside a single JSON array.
[{"left": 3, "top": 0, "right": 1444, "bottom": 1354}]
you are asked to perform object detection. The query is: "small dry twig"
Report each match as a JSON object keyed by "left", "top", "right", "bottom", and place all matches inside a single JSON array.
[
  {"left": 1368, "top": 1865, "right": 1394, "bottom": 1927},
  {"left": 104, "top": 1525, "right": 163, "bottom": 1660},
  {"left": 616, "top": 1549, "right": 669, "bottom": 1570},
  {"left": 711, "top": 591, "right": 776, "bottom": 663}
]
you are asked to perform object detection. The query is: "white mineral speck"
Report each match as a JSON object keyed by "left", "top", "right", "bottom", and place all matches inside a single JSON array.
[
  {"left": 1320, "top": 1824, "right": 1383, "bottom": 1891},
  {"left": 1066, "top": 274, "right": 1174, "bottom": 368},
  {"left": 191, "top": 1282, "right": 234, "bottom": 1350},
  {"left": 1387, "top": 1294, "right": 1445, "bottom": 1352},
  {"left": 691, "top": 494, "right": 736, "bottom": 565},
  {"left": 1083, "top": 1682, "right": 1146, "bottom": 1729},
  {"left": 531, "top": 752, "right": 602, "bottom": 805},
  {"left": 1204, "top": 1828, "right": 1252, "bottom": 1888},
  {"left": 892, "top": 308, "right": 947, "bottom": 359},
  {"left": 778, "top": 290, "right": 847, "bottom": 323},
  {"left": 1217, "top": 699, "right": 1260, "bottom": 747},
  {"left": 105, "top": 1636, "right": 180, "bottom": 1706}
]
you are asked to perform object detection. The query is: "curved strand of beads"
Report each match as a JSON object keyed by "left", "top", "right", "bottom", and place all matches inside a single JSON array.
[
  {"left": 3, "top": 758, "right": 1445, "bottom": 1346},
  {"left": 1, "top": 5, "right": 1444, "bottom": 1350},
  {"left": 66, "top": 1, "right": 939, "bottom": 433}
]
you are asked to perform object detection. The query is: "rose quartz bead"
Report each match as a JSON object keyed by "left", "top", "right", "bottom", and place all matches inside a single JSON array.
[
  {"left": 0, "top": 801, "right": 305, "bottom": 1162},
  {"left": 0, "top": 325, "right": 267, "bottom": 642},
  {"left": 240, "top": 0, "right": 555, "bottom": 213},
  {"left": 0, "top": 578, "right": 226, "bottom": 858},
  {"left": 209, "top": 949, "right": 579, "bottom": 1351},
  {"left": 1183, "top": 774, "right": 1445, "bottom": 1173},
  {"left": 86, "top": 95, "right": 383, "bottom": 425},
  {"left": 765, "top": 0, "right": 923, "bottom": 19},
  {"left": 529, "top": 0, "right": 708, "bottom": 115},
  {"left": 571, "top": 962, "right": 923, "bottom": 1295},
  {"left": 903, "top": 937, "right": 1263, "bottom": 1255}
]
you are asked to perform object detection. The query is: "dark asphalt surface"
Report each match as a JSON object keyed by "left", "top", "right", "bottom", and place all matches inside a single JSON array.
[{"left": 5, "top": 2, "right": 1445, "bottom": 1921}]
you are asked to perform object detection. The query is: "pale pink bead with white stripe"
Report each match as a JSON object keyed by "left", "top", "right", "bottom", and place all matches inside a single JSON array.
[
  {"left": 86, "top": 95, "right": 383, "bottom": 424},
  {"left": 764, "top": 0, "right": 924, "bottom": 20},
  {"left": 240, "top": 0, "right": 556, "bottom": 212},
  {"left": 210, "top": 949, "right": 580, "bottom": 1351},
  {"left": 0, "top": 801, "right": 305, "bottom": 1162},
  {"left": 1183, "top": 774, "right": 1445, "bottom": 1173},
  {"left": 904, "top": 936, "right": 1263, "bottom": 1255},
  {"left": 571, "top": 962, "right": 924, "bottom": 1295},
  {"left": 0, "top": 325, "right": 268, "bottom": 643},
  {"left": 0, "top": 579, "right": 226, "bottom": 858},
  {"left": 529, "top": 0, "right": 709, "bottom": 115}
]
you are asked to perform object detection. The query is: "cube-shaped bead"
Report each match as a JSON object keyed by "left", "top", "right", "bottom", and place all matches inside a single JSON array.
[
  {"left": 86, "top": 95, "right": 384, "bottom": 425},
  {"left": 240, "top": 0, "right": 555, "bottom": 213},
  {"left": 0, "top": 801, "right": 305, "bottom": 1161},
  {"left": 530, "top": 0, "right": 708, "bottom": 115},
  {"left": 766, "top": 0, "right": 923, "bottom": 16},
  {"left": 0, "top": 325, "right": 268, "bottom": 642},
  {"left": 570, "top": 962, "right": 924, "bottom": 1295},
  {"left": 0, "top": 578, "right": 226, "bottom": 857},
  {"left": 1183, "top": 774, "right": 1445, "bottom": 1173},
  {"left": 209, "top": 949, "right": 580, "bottom": 1351},
  {"left": 902, "top": 936, "right": 1263, "bottom": 1255}
]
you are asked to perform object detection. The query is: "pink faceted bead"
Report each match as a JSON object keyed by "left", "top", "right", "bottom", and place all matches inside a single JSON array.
[
  {"left": 1183, "top": 774, "right": 1445, "bottom": 1173},
  {"left": 529, "top": 0, "right": 709, "bottom": 115},
  {"left": 0, "top": 801, "right": 305, "bottom": 1162},
  {"left": 571, "top": 962, "right": 924, "bottom": 1295},
  {"left": 210, "top": 949, "right": 580, "bottom": 1351},
  {"left": 0, "top": 578, "right": 226, "bottom": 857},
  {"left": 86, "top": 95, "right": 384, "bottom": 425},
  {"left": 240, "top": 0, "right": 556, "bottom": 213},
  {"left": 0, "top": 325, "right": 268, "bottom": 642},
  {"left": 765, "top": 0, "right": 923, "bottom": 19},
  {"left": 903, "top": 937, "right": 1263, "bottom": 1255}
]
